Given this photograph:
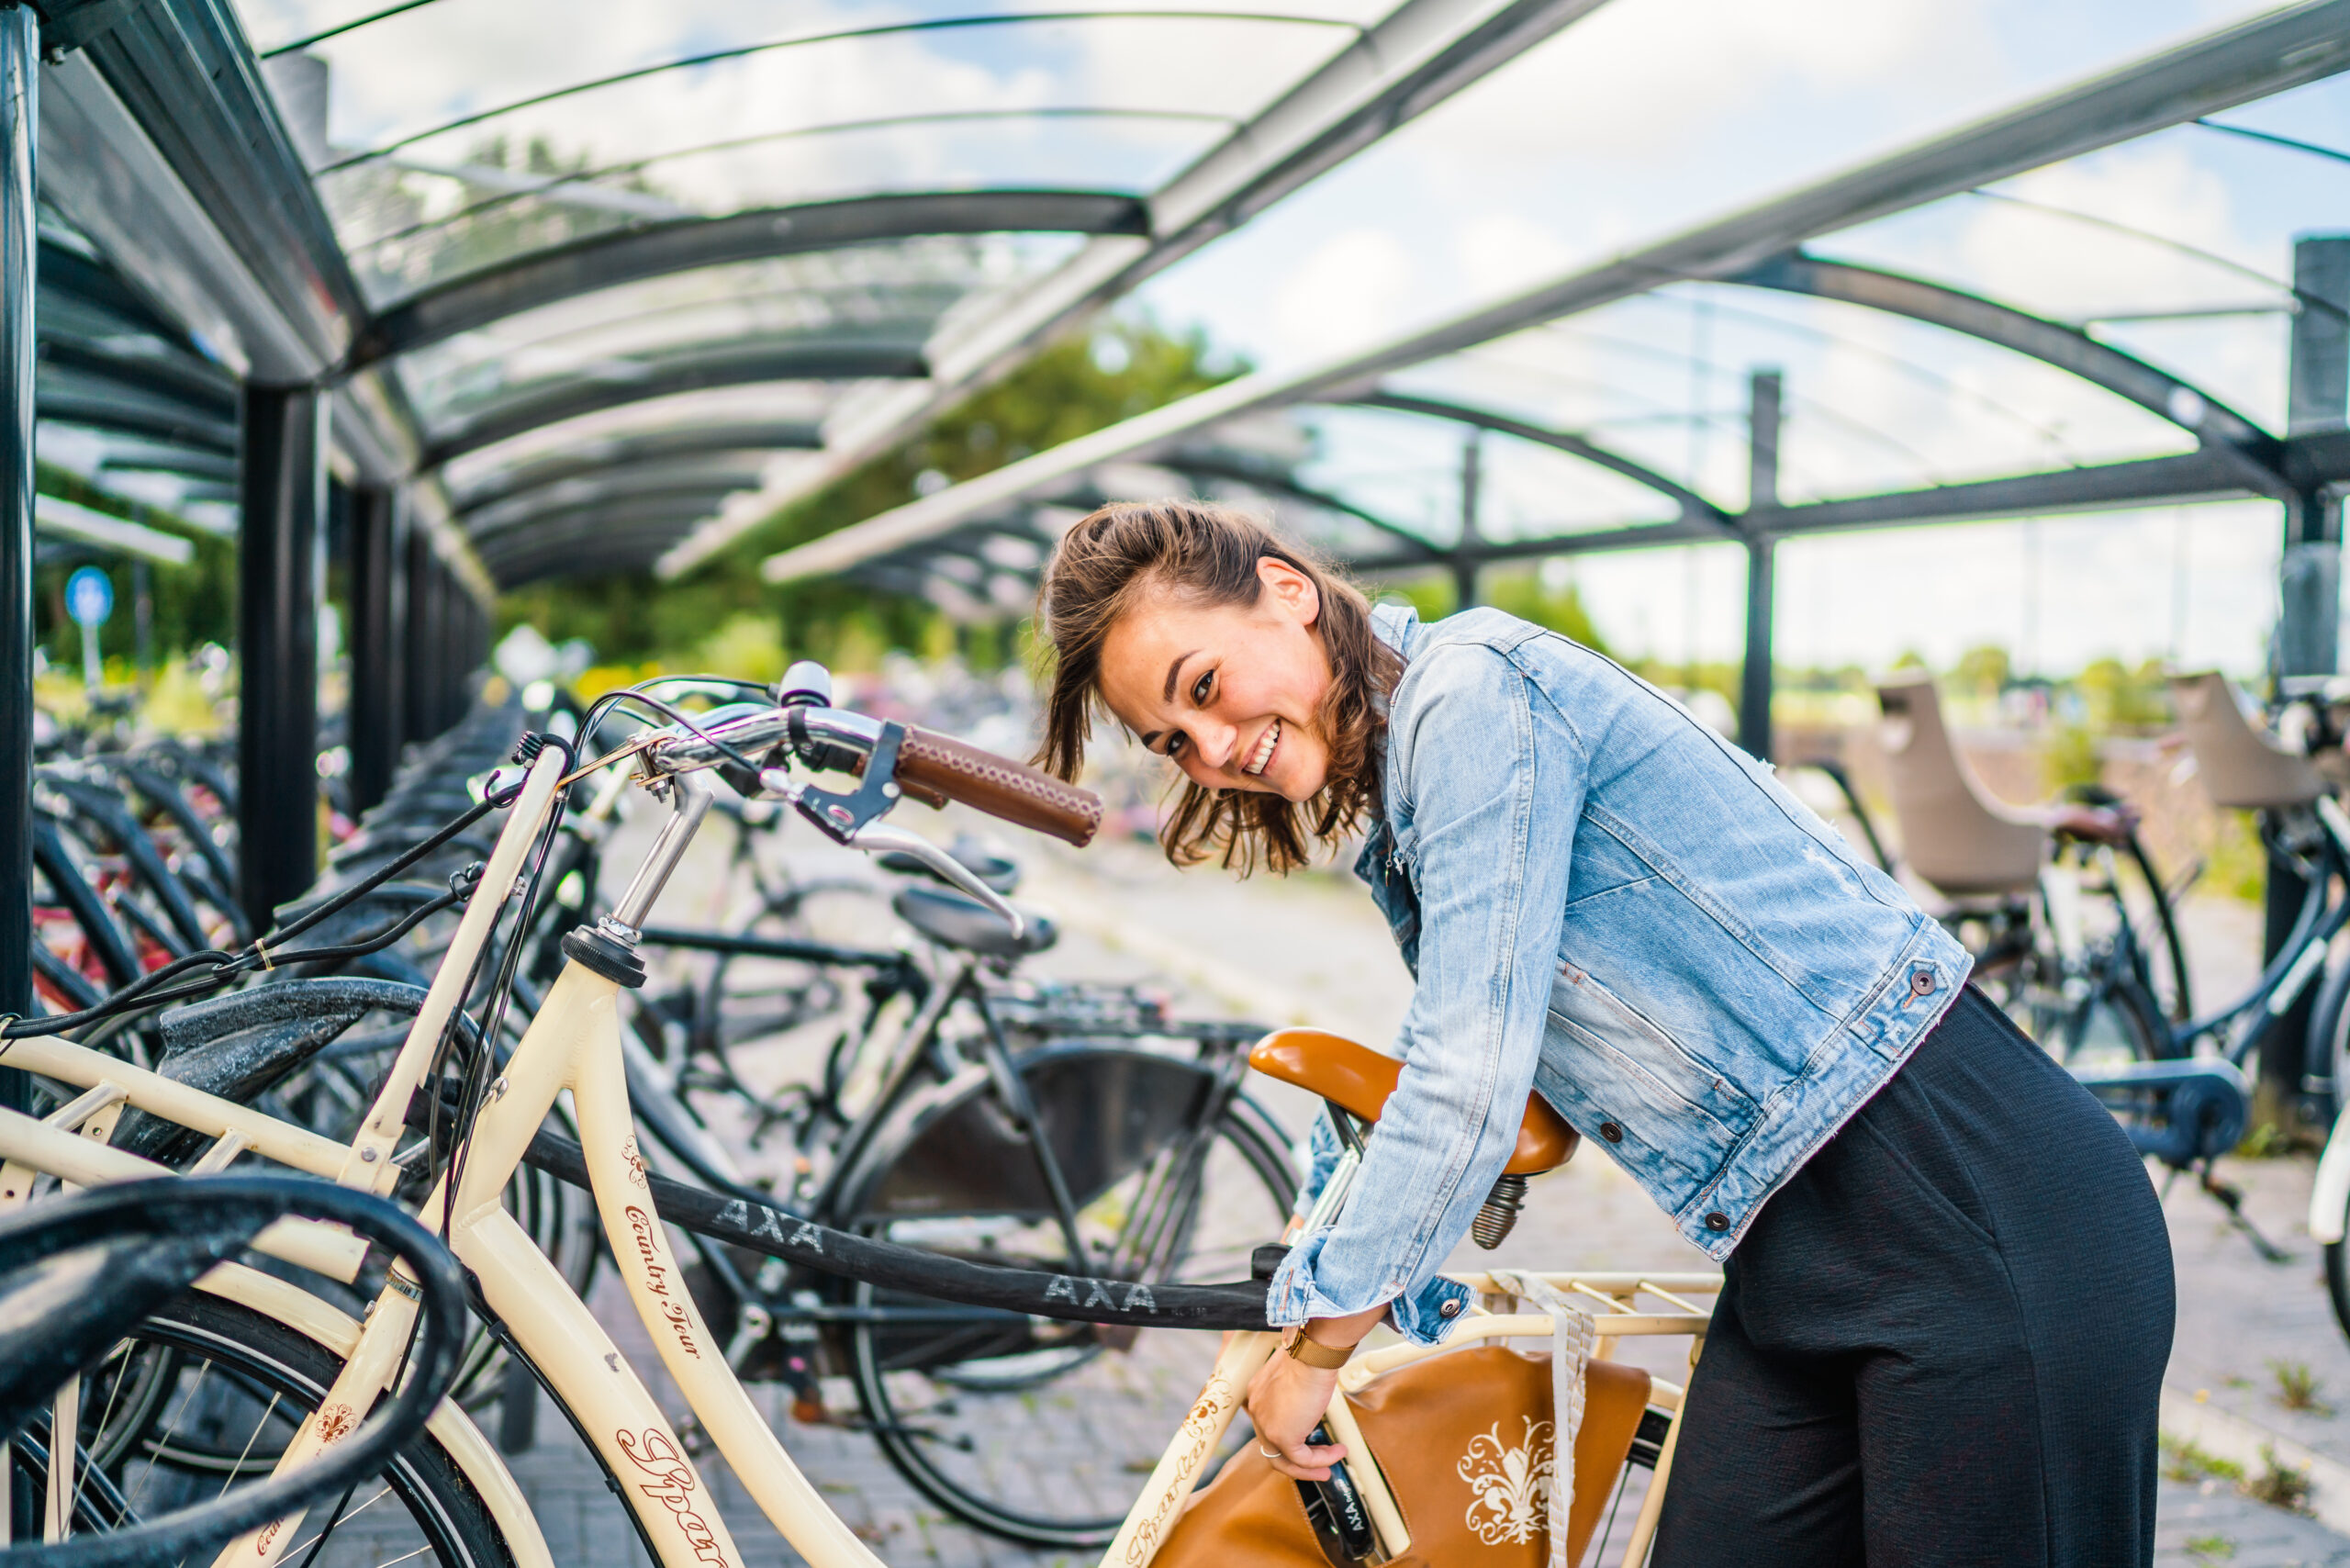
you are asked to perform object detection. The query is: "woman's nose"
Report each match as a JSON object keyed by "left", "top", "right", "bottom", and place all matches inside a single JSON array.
[{"left": 1191, "top": 718, "right": 1241, "bottom": 772}]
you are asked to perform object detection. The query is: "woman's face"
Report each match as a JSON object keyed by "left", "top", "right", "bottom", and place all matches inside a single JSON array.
[{"left": 1097, "top": 559, "right": 1334, "bottom": 802}]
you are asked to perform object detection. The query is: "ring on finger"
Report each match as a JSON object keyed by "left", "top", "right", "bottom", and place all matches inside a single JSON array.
[{"left": 1259, "top": 1446, "right": 1281, "bottom": 1460}]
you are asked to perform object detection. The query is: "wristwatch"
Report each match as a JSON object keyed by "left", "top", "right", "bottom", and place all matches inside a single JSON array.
[{"left": 1282, "top": 1325, "right": 1353, "bottom": 1370}]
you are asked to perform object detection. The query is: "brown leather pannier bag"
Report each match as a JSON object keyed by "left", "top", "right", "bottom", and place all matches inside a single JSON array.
[{"left": 1152, "top": 1346, "right": 1651, "bottom": 1568}]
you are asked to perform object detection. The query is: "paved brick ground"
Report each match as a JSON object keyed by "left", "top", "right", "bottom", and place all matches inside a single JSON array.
[{"left": 500, "top": 814, "right": 2350, "bottom": 1566}]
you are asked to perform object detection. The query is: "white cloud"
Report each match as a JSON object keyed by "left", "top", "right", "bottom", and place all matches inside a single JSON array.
[
  {"left": 1270, "top": 229, "right": 1417, "bottom": 360},
  {"left": 1405, "top": 0, "right": 1990, "bottom": 175},
  {"left": 1454, "top": 212, "right": 1580, "bottom": 301}
]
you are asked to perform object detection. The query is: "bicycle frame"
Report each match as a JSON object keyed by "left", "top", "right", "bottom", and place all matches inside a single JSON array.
[
  {"left": 1, "top": 742, "right": 1719, "bottom": 1568},
  {"left": 2160, "top": 793, "right": 2350, "bottom": 1065}
]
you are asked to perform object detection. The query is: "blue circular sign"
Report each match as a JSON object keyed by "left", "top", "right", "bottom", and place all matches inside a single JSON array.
[{"left": 65, "top": 566, "right": 113, "bottom": 627}]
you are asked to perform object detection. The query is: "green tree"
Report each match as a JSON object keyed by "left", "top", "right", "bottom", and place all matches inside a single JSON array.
[
  {"left": 500, "top": 317, "right": 1246, "bottom": 665},
  {"left": 1953, "top": 644, "right": 2010, "bottom": 697}
]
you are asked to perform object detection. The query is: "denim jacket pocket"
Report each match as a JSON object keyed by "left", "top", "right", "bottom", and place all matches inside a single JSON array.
[{"left": 1546, "top": 962, "right": 1759, "bottom": 1148}]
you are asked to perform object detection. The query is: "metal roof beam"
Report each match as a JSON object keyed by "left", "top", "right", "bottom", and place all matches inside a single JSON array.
[
  {"left": 767, "top": 0, "right": 2350, "bottom": 586},
  {"left": 458, "top": 458, "right": 774, "bottom": 533},
  {"left": 1154, "top": 453, "right": 1443, "bottom": 554},
  {"left": 350, "top": 190, "right": 1148, "bottom": 368},
  {"left": 421, "top": 344, "right": 928, "bottom": 468},
  {"left": 46, "top": 11, "right": 364, "bottom": 381},
  {"left": 1345, "top": 448, "right": 2272, "bottom": 572},
  {"left": 668, "top": 0, "right": 1623, "bottom": 577},
  {"left": 1736, "top": 251, "right": 2287, "bottom": 493},
  {"left": 447, "top": 422, "right": 823, "bottom": 514},
  {"left": 465, "top": 487, "right": 754, "bottom": 547},
  {"left": 1349, "top": 391, "right": 1732, "bottom": 530}
]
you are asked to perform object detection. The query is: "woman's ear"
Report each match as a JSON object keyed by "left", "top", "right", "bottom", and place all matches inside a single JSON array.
[{"left": 1259, "top": 556, "right": 1322, "bottom": 628}]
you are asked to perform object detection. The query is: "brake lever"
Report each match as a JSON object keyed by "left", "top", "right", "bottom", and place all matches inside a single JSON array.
[{"left": 845, "top": 822, "right": 1025, "bottom": 944}]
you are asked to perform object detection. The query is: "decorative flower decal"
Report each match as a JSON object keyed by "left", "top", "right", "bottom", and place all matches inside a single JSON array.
[{"left": 1458, "top": 1417, "right": 1555, "bottom": 1547}]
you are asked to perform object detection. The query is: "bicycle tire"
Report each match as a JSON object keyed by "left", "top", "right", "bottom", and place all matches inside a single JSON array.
[
  {"left": 2305, "top": 949, "right": 2350, "bottom": 1128},
  {"left": 1997, "top": 938, "right": 2171, "bottom": 1068},
  {"left": 19, "top": 1294, "right": 511, "bottom": 1567},
  {"left": 847, "top": 1081, "right": 1296, "bottom": 1548},
  {"left": 2329, "top": 1215, "right": 2350, "bottom": 1347}
]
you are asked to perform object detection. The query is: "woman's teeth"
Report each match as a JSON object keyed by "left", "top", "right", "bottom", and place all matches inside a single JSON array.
[{"left": 1243, "top": 718, "right": 1280, "bottom": 777}]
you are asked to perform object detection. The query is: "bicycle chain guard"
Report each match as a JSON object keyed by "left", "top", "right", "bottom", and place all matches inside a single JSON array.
[{"left": 784, "top": 717, "right": 909, "bottom": 846}]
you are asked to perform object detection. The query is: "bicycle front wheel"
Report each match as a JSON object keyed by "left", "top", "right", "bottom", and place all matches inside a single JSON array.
[
  {"left": 22, "top": 1293, "right": 511, "bottom": 1566},
  {"left": 847, "top": 1083, "right": 1296, "bottom": 1547}
]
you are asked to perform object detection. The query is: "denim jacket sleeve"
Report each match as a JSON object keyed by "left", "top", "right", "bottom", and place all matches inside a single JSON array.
[{"left": 1268, "top": 640, "right": 1583, "bottom": 1343}]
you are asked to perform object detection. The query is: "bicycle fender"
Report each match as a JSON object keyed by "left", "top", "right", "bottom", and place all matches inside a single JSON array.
[
  {"left": 193, "top": 1261, "right": 558, "bottom": 1568},
  {"left": 2312, "top": 1119, "right": 2350, "bottom": 1244}
]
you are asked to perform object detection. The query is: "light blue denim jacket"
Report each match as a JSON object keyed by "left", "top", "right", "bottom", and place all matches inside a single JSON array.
[{"left": 1267, "top": 605, "right": 1970, "bottom": 1343}]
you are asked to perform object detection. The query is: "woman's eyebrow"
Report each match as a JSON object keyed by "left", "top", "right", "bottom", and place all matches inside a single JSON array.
[{"left": 1163, "top": 650, "right": 1202, "bottom": 704}]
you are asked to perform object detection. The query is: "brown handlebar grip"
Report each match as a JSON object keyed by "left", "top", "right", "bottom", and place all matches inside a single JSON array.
[{"left": 894, "top": 726, "right": 1102, "bottom": 847}]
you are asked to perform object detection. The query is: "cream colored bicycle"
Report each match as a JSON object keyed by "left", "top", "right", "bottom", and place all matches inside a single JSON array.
[{"left": 0, "top": 672, "right": 1718, "bottom": 1568}]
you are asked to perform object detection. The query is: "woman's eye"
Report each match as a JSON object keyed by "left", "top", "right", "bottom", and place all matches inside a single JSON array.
[
  {"left": 1191, "top": 671, "right": 1214, "bottom": 705},
  {"left": 1166, "top": 734, "right": 1188, "bottom": 758}
]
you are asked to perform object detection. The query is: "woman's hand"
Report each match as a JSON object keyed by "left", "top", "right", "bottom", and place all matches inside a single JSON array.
[
  {"left": 1246, "top": 1305, "right": 1386, "bottom": 1481},
  {"left": 1247, "top": 1352, "right": 1345, "bottom": 1481}
]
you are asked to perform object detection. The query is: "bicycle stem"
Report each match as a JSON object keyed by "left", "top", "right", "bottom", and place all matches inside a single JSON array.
[{"left": 611, "top": 772, "right": 714, "bottom": 930}]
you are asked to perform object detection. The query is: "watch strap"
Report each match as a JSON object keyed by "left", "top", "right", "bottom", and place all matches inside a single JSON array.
[{"left": 1284, "top": 1329, "right": 1354, "bottom": 1370}]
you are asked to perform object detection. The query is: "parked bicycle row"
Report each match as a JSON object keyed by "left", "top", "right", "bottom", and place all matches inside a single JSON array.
[
  {"left": 16, "top": 647, "right": 2350, "bottom": 1565},
  {"left": 0, "top": 658, "right": 1719, "bottom": 1568}
]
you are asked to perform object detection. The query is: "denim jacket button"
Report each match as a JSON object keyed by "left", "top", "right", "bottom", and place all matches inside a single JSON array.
[
  {"left": 1704, "top": 1212, "right": 1730, "bottom": 1232},
  {"left": 1598, "top": 1121, "right": 1624, "bottom": 1144},
  {"left": 1438, "top": 1298, "right": 1462, "bottom": 1318},
  {"left": 1910, "top": 969, "right": 1937, "bottom": 997}
]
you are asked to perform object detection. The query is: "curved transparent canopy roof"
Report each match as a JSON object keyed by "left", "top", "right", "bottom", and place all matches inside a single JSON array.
[
  {"left": 239, "top": 3, "right": 1381, "bottom": 303},
  {"left": 164, "top": 0, "right": 1537, "bottom": 585},
  {"left": 796, "top": 50, "right": 2350, "bottom": 633}
]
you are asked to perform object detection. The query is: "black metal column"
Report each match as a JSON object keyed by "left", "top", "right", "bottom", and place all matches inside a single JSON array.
[
  {"left": 1453, "top": 430, "right": 1483, "bottom": 611},
  {"left": 0, "top": 7, "right": 31, "bottom": 1110},
  {"left": 1740, "top": 370, "right": 1783, "bottom": 761},
  {"left": 347, "top": 484, "right": 406, "bottom": 814},
  {"left": 2263, "top": 235, "right": 2350, "bottom": 1127},
  {"left": 237, "top": 386, "right": 327, "bottom": 935},
  {"left": 2277, "top": 236, "right": 2350, "bottom": 681},
  {"left": 402, "top": 525, "right": 436, "bottom": 747}
]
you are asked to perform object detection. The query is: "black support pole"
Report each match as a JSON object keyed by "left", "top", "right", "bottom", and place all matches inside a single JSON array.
[
  {"left": 1740, "top": 369, "right": 1783, "bottom": 762},
  {"left": 1453, "top": 431, "right": 1482, "bottom": 611},
  {"left": 2277, "top": 235, "right": 2350, "bottom": 682},
  {"left": 0, "top": 8, "right": 31, "bottom": 1111},
  {"left": 237, "top": 385, "right": 327, "bottom": 935},
  {"left": 347, "top": 484, "right": 406, "bottom": 814},
  {"left": 2263, "top": 234, "right": 2350, "bottom": 1128},
  {"left": 402, "top": 524, "right": 436, "bottom": 747}
]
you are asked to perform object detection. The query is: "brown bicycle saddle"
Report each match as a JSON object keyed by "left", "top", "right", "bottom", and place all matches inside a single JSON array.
[{"left": 1249, "top": 1029, "right": 1579, "bottom": 1175}]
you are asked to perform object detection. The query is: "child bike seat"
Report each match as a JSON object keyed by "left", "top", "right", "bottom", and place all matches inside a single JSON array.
[
  {"left": 890, "top": 885, "right": 1058, "bottom": 958},
  {"left": 1248, "top": 1027, "right": 1579, "bottom": 1174}
]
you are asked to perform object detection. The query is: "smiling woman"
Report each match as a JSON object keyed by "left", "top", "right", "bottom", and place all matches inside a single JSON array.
[
  {"left": 1034, "top": 500, "right": 1398, "bottom": 871},
  {"left": 1030, "top": 496, "right": 2177, "bottom": 1565}
]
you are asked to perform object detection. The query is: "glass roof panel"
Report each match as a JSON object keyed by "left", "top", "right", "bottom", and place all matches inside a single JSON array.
[
  {"left": 251, "top": 6, "right": 1376, "bottom": 302},
  {"left": 1285, "top": 405, "right": 1681, "bottom": 547},
  {"left": 392, "top": 234, "right": 1073, "bottom": 430},
  {"left": 331, "top": 119, "right": 1193, "bottom": 303},
  {"left": 1818, "top": 75, "right": 2350, "bottom": 436},
  {"left": 434, "top": 383, "right": 841, "bottom": 489},
  {"left": 1377, "top": 283, "right": 2194, "bottom": 510}
]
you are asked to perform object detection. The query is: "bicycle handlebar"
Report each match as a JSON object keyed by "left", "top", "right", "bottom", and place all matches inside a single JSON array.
[
  {"left": 646, "top": 703, "right": 1102, "bottom": 848},
  {"left": 890, "top": 725, "right": 1102, "bottom": 847}
]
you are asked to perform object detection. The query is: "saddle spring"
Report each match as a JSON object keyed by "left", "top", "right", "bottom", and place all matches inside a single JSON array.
[{"left": 1471, "top": 1173, "right": 1528, "bottom": 1249}]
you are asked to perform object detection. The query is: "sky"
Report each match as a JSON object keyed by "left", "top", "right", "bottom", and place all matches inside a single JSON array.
[{"left": 1109, "top": 0, "right": 2350, "bottom": 677}]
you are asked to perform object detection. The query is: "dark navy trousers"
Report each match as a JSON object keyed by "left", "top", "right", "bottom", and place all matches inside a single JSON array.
[{"left": 1651, "top": 985, "right": 2174, "bottom": 1566}]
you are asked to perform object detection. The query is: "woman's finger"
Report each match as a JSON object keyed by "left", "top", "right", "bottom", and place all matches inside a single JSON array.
[{"left": 1267, "top": 1437, "right": 1347, "bottom": 1482}]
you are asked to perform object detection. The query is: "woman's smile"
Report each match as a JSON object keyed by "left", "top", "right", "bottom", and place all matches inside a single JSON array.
[{"left": 1242, "top": 718, "right": 1281, "bottom": 778}]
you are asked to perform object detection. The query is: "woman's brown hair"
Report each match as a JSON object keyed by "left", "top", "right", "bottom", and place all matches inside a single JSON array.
[{"left": 1032, "top": 499, "right": 1401, "bottom": 875}]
